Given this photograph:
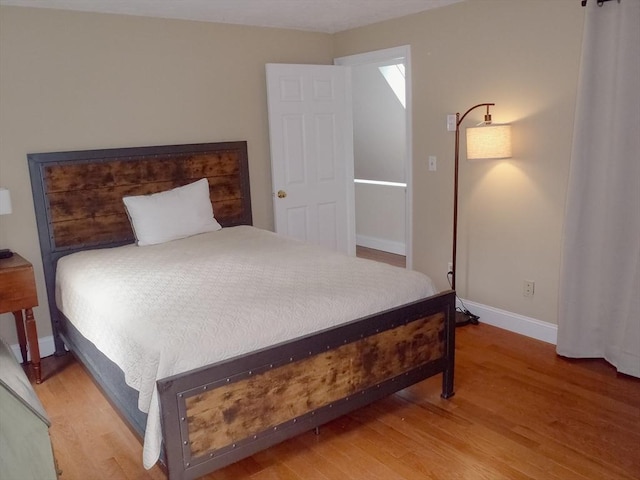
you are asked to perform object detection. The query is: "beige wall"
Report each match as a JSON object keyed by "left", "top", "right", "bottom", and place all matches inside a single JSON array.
[
  {"left": 334, "top": 0, "right": 585, "bottom": 324},
  {"left": 0, "top": 6, "right": 333, "bottom": 343},
  {"left": 0, "top": 0, "right": 585, "bottom": 346}
]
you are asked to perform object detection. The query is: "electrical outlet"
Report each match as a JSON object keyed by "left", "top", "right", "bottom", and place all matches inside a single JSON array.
[
  {"left": 428, "top": 155, "right": 437, "bottom": 171},
  {"left": 523, "top": 280, "right": 535, "bottom": 297}
]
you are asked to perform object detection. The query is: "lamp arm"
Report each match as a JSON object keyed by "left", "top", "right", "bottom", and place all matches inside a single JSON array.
[
  {"left": 451, "top": 102, "right": 495, "bottom": 292},
  {"left": 456, "top": 102, "right": 495, "bottom": 127}
]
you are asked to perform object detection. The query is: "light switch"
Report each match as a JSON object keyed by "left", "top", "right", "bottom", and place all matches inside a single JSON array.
[{"left": 447, "top": 114, "right": 457, "bottom": 132}]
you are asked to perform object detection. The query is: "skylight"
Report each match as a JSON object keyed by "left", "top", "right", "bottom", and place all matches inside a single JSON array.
[{"left": 378, "top": 63, "right": 406, "bottom": 108}]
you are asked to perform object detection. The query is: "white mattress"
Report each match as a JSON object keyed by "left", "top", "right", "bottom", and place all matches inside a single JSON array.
[{"left": 55, "top": 226, "right": 436, "bottom": 468}]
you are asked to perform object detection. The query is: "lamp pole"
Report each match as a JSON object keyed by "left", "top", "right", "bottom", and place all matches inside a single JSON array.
[{"left": 451, "top": 103, "right": 494, "bottom": 292}]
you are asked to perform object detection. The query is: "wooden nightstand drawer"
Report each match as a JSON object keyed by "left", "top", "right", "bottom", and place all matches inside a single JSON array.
[{"left": 0, "top": 261, "right": 38, "bottom": 313}]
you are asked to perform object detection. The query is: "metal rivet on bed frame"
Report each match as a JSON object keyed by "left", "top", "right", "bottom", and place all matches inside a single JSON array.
[
  {"left": 209, "top": 453, "right": 214, "bottom": 458},
  {"left": 226, "top": 378, "right": 230, "bottom": 382},
  {"left": 273, "top": 426, "right": 278, "bottom": 431},
  {"left": 178, "top": 394, "right": 183, "bottom": 398},
  {"left": 253, "top": 435, "right": 258, "bottom": 439},
  {"left": 181, "top": 417, "right": 185, "bottom": 422},
  {"left": 293, "top": 418, "right": 297, "bottom": 423},
  {"left": 183, "top": 441, "right": 188, "bottom": 445},
  {"left": 248, "top": 370, "right": 252, "bottom": 375},
  {"left": 326, "top": 345, "right": 330, "bottom": 350},
  {"left": 376, "top": 329, "right": 380, "bottom": 333},
  {"left": 269, "top": 364, "right": 273, "bottom": 368},
  {"left": 289, "top": 357, "right": 293, "bottom": 362},
  {"left": 186, "top": 462, "right": 190, "bottom": 467},
  {"left": 232, "top": 444, "right": 236, "bottom": 448},
  {"left": 203, "top": 386, "right": 207, "bottom": 390}
]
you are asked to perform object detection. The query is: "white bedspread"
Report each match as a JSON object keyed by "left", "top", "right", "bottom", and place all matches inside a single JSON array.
[{"left": 55, "top": 226, "right": 436, "bottom": 468}]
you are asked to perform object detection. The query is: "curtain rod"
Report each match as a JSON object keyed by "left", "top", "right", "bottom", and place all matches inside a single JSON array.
[{"left": 581, "top": 0, "right": 621, "bottom": 6}]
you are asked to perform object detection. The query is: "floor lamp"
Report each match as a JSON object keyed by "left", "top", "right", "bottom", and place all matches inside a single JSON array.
[{"left": 451, "top": 103, "right": 511, "bottom": 326}]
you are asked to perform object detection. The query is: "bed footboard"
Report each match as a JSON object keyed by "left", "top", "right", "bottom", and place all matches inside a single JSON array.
[{"left": 157, "top": 290, "right": 455, "bottom": 480}]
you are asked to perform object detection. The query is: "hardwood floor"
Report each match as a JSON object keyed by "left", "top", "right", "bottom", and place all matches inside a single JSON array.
[
  {"left": 356, "top": 245, "right": 406, "bottom": 268},
  {"left": 28, "top": 323, "right": 639, "bottom": 480}
]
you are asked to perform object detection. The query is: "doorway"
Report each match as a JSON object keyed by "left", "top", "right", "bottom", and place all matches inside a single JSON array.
[{"left": 335, "top": 46, "right": 413, "bottom": 269}]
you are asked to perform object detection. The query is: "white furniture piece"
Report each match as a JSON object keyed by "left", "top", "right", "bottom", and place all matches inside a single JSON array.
[{"left": 0, "top": 338, "right": 57, "bottom": 479}]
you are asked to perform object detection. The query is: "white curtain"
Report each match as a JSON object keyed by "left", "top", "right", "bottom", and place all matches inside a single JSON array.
[{"left": 557, "top": 0, "right": 640, "bottom": 377}]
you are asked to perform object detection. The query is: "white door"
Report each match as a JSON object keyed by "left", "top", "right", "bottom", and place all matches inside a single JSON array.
[{"left": 266, "top": 63, "right": 355, "bottom": 255}]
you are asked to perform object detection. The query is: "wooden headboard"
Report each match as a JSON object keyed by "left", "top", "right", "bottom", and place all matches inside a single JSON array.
[{"left": 28, "top": 141, "right": 252, "bottom": 355}]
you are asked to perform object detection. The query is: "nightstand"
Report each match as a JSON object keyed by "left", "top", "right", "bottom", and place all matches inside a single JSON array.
[{"left": 0, "top": 253, "right": 41, "bottom": 383}]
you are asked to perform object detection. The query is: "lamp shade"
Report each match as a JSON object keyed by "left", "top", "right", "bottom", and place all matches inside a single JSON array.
[
  {"left": 0, "top": 188, "right": 12, "bottom": 215},
  {"left": 466, "top": 124, "right": 512, "bottom": 160}
]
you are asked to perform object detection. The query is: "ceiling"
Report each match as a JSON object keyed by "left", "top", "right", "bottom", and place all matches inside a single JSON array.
[{"left": 0, "top": 0, "right": 464, "bottom": 33}]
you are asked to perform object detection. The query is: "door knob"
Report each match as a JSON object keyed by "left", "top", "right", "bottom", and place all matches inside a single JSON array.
[{"left": 277, "top": 190, "right": 287, "bottom": 198}]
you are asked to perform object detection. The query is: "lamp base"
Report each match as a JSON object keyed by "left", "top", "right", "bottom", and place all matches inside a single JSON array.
[
  {"left": 0, "top": 249, "right": 13, "bottom": 259},
  {"left": 455, "top": 309, "right": 479, "bottom": 327}
]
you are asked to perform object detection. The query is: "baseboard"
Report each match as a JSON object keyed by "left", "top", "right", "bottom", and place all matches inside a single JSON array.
[
  {"left": 458, "top": 298, "right": 558, "bottom": 345},
  {"left": 356, "top": 234, "right": 406, "bottom": 256},
  {"left": 9, "top": 335, "right": 57, "bottom": 363}
]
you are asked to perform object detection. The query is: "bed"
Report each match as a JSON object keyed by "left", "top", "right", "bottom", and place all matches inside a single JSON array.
[{"left": 28, "top": 141, "right": 456, "bottom": 480}]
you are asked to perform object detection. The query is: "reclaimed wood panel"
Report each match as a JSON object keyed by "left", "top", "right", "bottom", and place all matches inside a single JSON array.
[
  {"left": 44, "top": 153, "right": 240, "bottom": 193},
  {"left": 184, "top": 312, "right": 445, "bottom": 458},
  {"left": 210, "top": 199, "right": 246, "bottom": 225},
  {"left": 46, "top": 175, "right": 242, "bottom": 223},
  {"left": 51, "top": 215, "right": 135, "bottom": 248}
]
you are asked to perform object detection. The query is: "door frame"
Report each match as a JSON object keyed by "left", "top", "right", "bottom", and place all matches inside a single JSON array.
[{"left": 334, "top": 45, "right": 413, "bottom": 269}]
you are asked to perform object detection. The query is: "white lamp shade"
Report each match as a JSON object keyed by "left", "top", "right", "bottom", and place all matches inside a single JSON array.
[
  {"left": 0, "top": 188, "right": 12, "bottom": 215},
  {"left": 466, "top": 124, "right": 512, "bottom": 160}
]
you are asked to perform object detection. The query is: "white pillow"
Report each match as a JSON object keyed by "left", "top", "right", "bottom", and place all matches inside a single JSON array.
[{"left": 123, "top": 178, "right": 221, "bottom": 246}]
